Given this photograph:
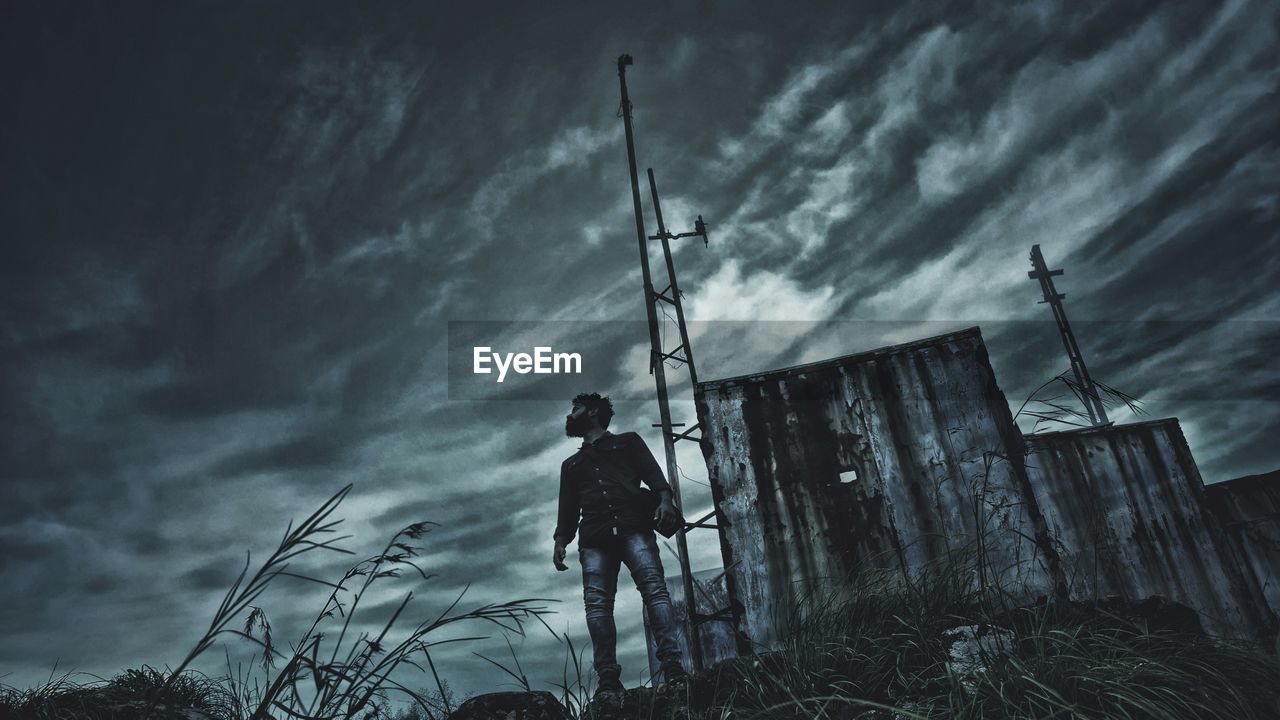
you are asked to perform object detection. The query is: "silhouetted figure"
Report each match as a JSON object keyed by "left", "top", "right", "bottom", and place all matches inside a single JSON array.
[{"left": 552, "top": 392, "right": 688, "bottom": 699}]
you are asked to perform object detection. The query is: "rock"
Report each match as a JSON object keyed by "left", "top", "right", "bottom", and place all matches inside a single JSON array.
[
  {"left": 582, "top": 684, "right": 689, "bottom": 720},
  {"left": 448, "top": 690, "right": 571, "bottom": 720},
  {"left": 942, "top": 623, "right": 1015, "bottom": 691}
]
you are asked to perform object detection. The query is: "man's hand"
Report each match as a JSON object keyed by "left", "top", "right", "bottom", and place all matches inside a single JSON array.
[
  {"left": 552, "top": 540, "right": 568, "bottom": 571},
  {"left": 654, "top": 498, "right": 680, "bottom": 533}
]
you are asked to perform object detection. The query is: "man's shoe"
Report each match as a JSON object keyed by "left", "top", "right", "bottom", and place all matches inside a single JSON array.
[{"left": 593, "top": 676, "right": 625, "bottom": 701}]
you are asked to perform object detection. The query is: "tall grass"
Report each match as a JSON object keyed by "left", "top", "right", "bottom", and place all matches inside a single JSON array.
[
  {"left": 1, "top": 484, "right": 553, "bottom": 720},
  {"left": 198, "top": 483, "right": 554, "bottom": 720},
  {"left": 0, "top": 665, "right": 237, "bottom": 720},
  {"left": 676, "top": 551, "right": 1280, "bottom": 720},
  {"left": 1014, "top": 368, "right": 1144, "bottom": 433}
]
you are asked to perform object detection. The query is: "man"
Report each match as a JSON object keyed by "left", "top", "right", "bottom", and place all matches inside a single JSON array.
[{"left": 552, "top": 392, "right": 689, "bottom": 697}]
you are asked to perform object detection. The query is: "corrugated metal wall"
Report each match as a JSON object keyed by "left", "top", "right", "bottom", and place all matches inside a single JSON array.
[
  {"left": 1024, "top": 421, "right": 1274, "bottom": 639},
  {"left": 1205, "top": 470, "right": 1280, "bottom": 640},
  {"left": 694, "top": 328, "right": 1060, "bottom": 651},
  {"left": 693, "top": 327, "right": 1276, "bottom": 654}
]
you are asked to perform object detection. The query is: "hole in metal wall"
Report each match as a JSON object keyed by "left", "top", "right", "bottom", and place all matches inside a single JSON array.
[{"left": 838, "top": 470, "right": 859, "bottom": 484}]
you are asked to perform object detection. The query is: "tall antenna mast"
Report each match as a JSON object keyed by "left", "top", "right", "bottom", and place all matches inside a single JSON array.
[
  {"left": 1028, "top": 244, "right": 1110, "bottom": 426},
  {"left": 615, "top": 54, "right": 728, "bottom": 674}
]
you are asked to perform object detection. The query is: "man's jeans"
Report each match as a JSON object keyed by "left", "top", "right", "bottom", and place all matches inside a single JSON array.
[{"left": 578, "top": 530, "right": 684, "bottom": 681}]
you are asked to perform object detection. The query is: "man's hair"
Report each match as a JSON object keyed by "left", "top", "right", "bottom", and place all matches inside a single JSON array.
[{"left": 573, "top": 392, "right": 614, "bottom": 430}]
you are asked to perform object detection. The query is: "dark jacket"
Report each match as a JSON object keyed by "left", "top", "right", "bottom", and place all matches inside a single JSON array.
[{"left": 553, "top": 430, "right": 672, "bottom": 548}]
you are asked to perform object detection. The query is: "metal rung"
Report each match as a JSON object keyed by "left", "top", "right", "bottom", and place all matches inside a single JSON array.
[
  {"left": 658, "top": 345, "right": 688, "bottom": 363},
  {"left": 671, "top": 422, "right": 702, "bottom": 443},
  {"left": 682, "top": 508, "right": 720, "bottom": 533}
]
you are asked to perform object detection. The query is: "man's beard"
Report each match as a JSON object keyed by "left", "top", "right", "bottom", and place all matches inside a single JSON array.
[{"left": 565, "top": 414, "right": 590, "bottom": 437}]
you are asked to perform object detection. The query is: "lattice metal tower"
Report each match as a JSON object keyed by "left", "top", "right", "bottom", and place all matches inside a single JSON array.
[{"left": 615, "top": 54, "right": 734, "bottom": 673}]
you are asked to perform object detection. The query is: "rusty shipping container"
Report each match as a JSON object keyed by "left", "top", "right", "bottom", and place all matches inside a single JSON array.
[
  {"left": 694, "top": 327, "right": 1276, "bottom": 652},
  {"left": 1024, "top": 421, "right": 1274, "bottom": 639},
  {"left": 693, "top": 327, "right": 1060, "bottom": 651}
]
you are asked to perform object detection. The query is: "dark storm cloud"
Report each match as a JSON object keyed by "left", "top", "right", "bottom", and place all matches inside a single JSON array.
[
  {"left": 180, "top": 559, "right": 236, "bottom": 593},
  {"left": 1, "top": 0, "right": 1277, "bottom": 701},
  {"left": 211, "top": 432, "right": 347, "bottom": 477}
]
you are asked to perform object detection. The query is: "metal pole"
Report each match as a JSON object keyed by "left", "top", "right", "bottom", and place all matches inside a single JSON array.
[
  {"left": 1029, "top": 244, "right": 1109, "bottom": 426},
  {"left": 616, "top": 54, "right": 703, "bottom": 674}
]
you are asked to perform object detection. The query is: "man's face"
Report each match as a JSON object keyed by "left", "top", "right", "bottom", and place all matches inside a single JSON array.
[{"left": 565, "top": 402, "right": 593, "bottom": 437}]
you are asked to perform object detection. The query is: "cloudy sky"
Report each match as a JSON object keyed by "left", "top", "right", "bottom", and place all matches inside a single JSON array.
[{"left": 3, "top": 0, "right": 1278, "bottom": 703}]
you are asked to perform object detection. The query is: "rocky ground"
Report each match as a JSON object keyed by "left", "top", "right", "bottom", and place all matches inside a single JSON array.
[{"left": 446, "top": 661, "right": 746, "bottom": 720}]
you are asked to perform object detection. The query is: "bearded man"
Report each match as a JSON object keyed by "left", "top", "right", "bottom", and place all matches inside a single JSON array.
[{"left": 552, "top": 392, "right": 689, "bottom": 697}]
